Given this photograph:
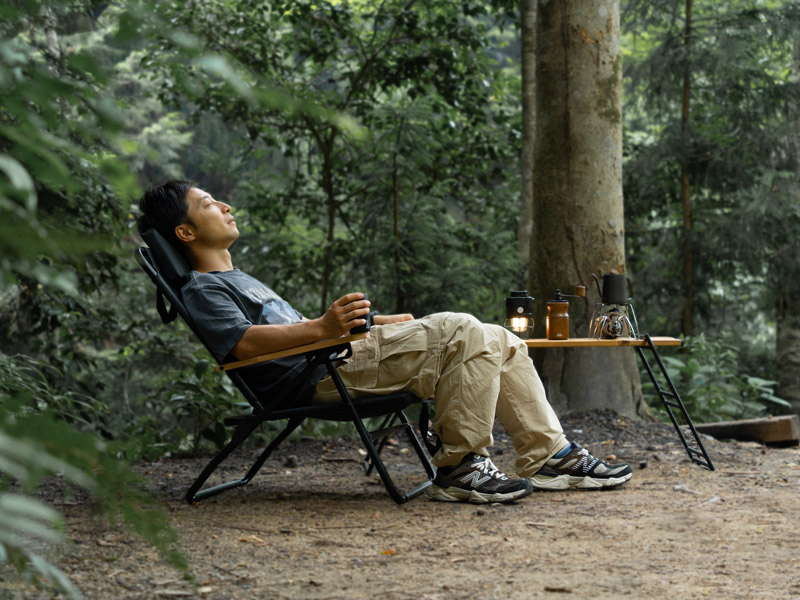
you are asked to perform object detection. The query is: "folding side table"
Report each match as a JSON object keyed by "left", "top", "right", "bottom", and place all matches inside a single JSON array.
[{"left": 525, "top": 335, "right": 714, "bottom": 470}]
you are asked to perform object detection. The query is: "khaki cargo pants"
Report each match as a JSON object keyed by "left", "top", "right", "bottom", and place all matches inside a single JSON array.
[{"left": 313, "top": 312, "right": 566, "bottom": 477}]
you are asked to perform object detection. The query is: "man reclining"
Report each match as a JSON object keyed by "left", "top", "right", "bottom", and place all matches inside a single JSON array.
[{"left": 138, "top": 181, "right": 633, "bottom": 504}]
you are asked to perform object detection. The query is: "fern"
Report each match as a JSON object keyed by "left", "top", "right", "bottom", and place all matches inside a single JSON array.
[{"left": 0, "top": 364, "right": 188, "bottom": 597}]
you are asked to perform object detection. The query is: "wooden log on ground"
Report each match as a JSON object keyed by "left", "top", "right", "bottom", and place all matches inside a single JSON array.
[{"left": 695, "top": 415, "right": 800, "bottom": 445}]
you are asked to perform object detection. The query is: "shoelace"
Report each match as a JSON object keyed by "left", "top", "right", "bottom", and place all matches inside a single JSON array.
[
  {"left": 547, "top": 444, "right": 599, "bottom": 474},
  {"left": 570, "top": 446, "right": 599, "bottom": 473},
  {"left": 473, "top": 457, "right": 508, "bottom": 481}
]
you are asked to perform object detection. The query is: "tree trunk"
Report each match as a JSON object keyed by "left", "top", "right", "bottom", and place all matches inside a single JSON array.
[
  {"left": 776, "top": 39, "right": 800, "bottom": 416},
  {"left": 320, "top": 133, "right": 337, "bottom": 314},
  {"left": 518, "top": 0, "right": 536, "bottom": 268},
  {"left": 529, "top": 0, "right": 644, "bottom": 418},
  {"left": 776, "top": 262, "right": 800, "bottom": 416},
  {"left": 392, "top": 120, "right": 409, "bottom": 314},
  {"left": 680, "top": 0, "right": 694, "bottom": 337}
]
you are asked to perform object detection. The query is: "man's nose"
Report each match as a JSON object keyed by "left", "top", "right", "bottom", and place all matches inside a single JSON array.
[{"left": 217, "top": 201, "right": 232, "bottom": 212}]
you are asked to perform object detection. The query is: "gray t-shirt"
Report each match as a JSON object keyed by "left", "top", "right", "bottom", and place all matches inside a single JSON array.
[{"left": 181, "top": 269, "right": 323, "bottom": 405}]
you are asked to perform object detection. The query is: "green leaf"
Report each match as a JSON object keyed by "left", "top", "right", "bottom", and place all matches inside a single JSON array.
[
  {"left": 166, "top": 31, "right": 201, "bottom": 50},
  {"left": 0, "top": 431, "right": 95, "bottom": 490},
  {"left": 0, "top": 125, "right": 72, "bottom": 188},
  {"left": 194, "top": 54, "right": 254, "bottom": 102},
  {"left": 66, "top": 52, "right": 108, "bottom": 85},
  {"left": 745, "top": 376, "right": 778, "bottom": 388},
  {"left": 193, "top": 359, "right": 210, "bottom": 378},
  {"left": 0, "top": 154, "right": 36, "bottom": 211}
]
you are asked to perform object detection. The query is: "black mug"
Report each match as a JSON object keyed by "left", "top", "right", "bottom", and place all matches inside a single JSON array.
[{"left": 350, "top": 294, "right": 373, "bottom": 334}]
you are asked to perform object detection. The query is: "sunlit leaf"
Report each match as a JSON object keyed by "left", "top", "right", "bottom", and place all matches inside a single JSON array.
[{"left": 0, "top": 154, "right": 36, "bottom": 211}]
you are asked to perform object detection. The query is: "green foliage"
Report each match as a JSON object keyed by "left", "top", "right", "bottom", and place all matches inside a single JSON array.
[
  {"left": 0, "top": 377, "right": 186, "bottom": 597},
  {"left": 2, "top": 0, "right": 420, "bottom": 588},
  {"left": 130, "top": 356, "right": 243, "bottom": 458},
  {"left": 144, "top": 0, "right": 524, "bottom": 320},
  {"left": 623, "top": 0, "right": 800, "bottom": 326},
  {"left": 0, "top": 1, "right": 138, "bottom": 294},
  {"left": 622, "top": 0, "right": 800, "bottom": 408},
  {"left": 0, "top": 0, "right": 222, "bottom": 592},
  {"left": 0, "top": 491, "right": 80, "bottom": 599},
  {"left": 642, "top": 333, "right": 791, "bottom": 423}
]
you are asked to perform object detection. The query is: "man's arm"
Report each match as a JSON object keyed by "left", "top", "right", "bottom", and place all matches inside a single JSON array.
[
  {"left": 373, "top": 313, "right": 414, "bottom": 325},
  {"left": 231, "top": 292, "right": 371, "bottom": 360}
]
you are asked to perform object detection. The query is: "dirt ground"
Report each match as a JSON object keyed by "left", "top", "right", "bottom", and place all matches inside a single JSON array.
[{"left": 4, "top": 410, "right": 800, "bottom": 600}]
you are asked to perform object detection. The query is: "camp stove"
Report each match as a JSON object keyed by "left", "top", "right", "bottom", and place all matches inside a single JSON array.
[{"left": 588, "top": 272, "right": 640, "bottom": 339}]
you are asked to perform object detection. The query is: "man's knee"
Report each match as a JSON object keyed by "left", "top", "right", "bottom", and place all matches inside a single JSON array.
[
  {"left": 483, "top": 321, "right": 529, "bottom": 356},
  {"left": 422, "top": 311, "right": 481, "bottom": 332},
  {"left": 445, "top": 312, "right": 483, "bottom": 328}
]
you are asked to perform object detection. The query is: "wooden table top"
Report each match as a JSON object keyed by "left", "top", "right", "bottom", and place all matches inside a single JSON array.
[{"left": 524, "top": 336, "right": 681, "bottom": 348}]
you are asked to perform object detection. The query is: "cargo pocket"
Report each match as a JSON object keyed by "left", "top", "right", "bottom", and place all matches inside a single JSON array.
[
  {"left": 372, "top": 315, "right": 443, "bottom": 398},
  {"left": 312, "top": 337, "right": 379, "bottom": 403}
]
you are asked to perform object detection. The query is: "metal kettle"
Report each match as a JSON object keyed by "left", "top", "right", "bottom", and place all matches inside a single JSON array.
[{"left": 590, "top": 272, "right": 633, "bottom": 305}]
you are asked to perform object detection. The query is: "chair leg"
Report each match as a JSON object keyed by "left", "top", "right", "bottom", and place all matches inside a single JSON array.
[
  {"left": 185, "top": 414, "right": 304, "bottom": 503},
  {"left": 396, "top": 409, "right": 436, "bottom": 481},
  {"left": 362, "top": 413, "right": 399, "bottom": 476},
  {"left": 325, "top": 362, "right": 434, "bottom": 504}
]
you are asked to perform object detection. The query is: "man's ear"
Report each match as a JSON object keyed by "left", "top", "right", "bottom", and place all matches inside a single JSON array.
[{"left": 174, "top": 223, "right": 195, "bottom": 243}]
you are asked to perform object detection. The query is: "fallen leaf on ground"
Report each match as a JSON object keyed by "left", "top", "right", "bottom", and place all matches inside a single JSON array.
[
  {"left": 238, "top": 534, "right": 266, "bottom": 545},
  {"left": 698, "top": 495, "right": 722, "bottom": 507},
  {"left": 545, "top": 586, "right": 572, "bottom": 593}
]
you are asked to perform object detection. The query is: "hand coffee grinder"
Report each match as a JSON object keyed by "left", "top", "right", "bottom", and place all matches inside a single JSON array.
[
  {"left": 546, "top": 286, "right": 585, "bottom": 340},
  {"left": 588, "top": 272, "right": 639, "bottom": 339}
]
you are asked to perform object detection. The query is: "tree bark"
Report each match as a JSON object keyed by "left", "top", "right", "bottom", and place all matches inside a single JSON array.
[
  {"left": 518, "top": 0, "right": 536, "bottom": 269},
  {"left": 529, "top": 0, "right": 644, "bottom": 418},
  {"left": 776, "top": 264, "right": 800, "bottom": 416},
  {"left": 776, "top": 39, "right": 800, "bottom": 416},
  {"left": 680, "top": 0, "right": 693, "bottom": 337},
  {"left": 392, "top": 119, "right": 409, "bottom": 314},
  {"left": 320, "top": 132, "right": 337, "bottom": 314}
]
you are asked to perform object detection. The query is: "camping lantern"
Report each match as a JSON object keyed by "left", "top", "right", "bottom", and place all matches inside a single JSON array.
[{"left": 504, "top": 290, "right": 534, "bottom": 339}]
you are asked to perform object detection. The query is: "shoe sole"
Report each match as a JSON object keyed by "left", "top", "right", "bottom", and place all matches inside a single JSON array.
[
  {"left": 426, "top": 484, "right": 534, "bottom": 504},
  {"left": 529, "top": 472, "right": 633, "bottom": 490}
]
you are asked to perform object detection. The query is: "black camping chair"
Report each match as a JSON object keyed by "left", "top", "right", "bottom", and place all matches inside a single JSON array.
[{"left": 135, "top": 229, "right": 436, "bottom": 504}]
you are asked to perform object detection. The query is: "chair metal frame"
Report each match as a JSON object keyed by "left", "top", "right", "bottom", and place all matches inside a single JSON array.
[{"left": 135, "top": 230, "right": 435, "bottom": 504}]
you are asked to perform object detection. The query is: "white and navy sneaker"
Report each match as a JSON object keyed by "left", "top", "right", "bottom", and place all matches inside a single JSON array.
[
  {"left": 530, "top": 442, "right": 633, "bottom": 490},
  {"left": 427, "top": 454, "right": 533, "bottom": 504}
]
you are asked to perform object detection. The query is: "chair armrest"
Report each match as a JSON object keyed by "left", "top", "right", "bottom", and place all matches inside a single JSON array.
[{"left": 215, "top": 332, "right": 368, "bottom": 372}]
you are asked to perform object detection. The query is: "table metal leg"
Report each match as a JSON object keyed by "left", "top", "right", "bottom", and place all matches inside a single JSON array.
[{"left": 636, "top": 335, "right": 715, "bottom": 470}]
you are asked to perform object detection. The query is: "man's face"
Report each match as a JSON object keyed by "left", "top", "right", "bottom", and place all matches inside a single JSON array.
[{"left": 178, "top": 187, "right": 239, "bottom": 249}]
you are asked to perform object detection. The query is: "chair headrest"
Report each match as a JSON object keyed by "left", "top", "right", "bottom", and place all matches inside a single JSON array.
[{"left": 142, "top": 228, "right": 191, "bottom": 283}]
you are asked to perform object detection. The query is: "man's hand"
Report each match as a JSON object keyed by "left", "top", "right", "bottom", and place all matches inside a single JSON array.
[
  {"left": 373, "top": 313, "right": 414, "bottom": 325},
  {"left": 231, "top": 294, "right": 411, "bottom": 360},
  {"left": 319, "top": 292, "right": 372, "bottom": 337}
]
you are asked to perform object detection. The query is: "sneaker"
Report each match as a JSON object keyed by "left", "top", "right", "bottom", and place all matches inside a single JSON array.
[
  {"left": 427, "top": 454, "right": 533, "bottom": 504},
  {"left": 530, "top": 442, "right": 633, "bottom": 490}
]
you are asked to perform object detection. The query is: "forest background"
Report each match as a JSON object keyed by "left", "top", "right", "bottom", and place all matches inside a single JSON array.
[{"left": 1, "top": 0, "right": 799, "bottom": 595}]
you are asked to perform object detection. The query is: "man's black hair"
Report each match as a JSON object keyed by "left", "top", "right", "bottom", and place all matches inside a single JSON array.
[{"left": 137, "top": 180, "right": 195, "bottom": 255}]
